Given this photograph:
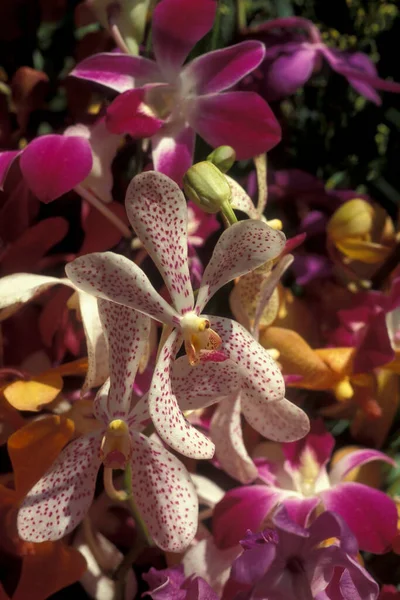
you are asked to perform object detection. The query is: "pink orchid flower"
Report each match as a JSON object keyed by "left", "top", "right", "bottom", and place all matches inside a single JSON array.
[
  {"left": 66, "top": 170, "right": 309, "bottom": 459},
  {"left": 213, "top": 420, "right": 397, "bottom": 554},
  {"left": 71, "top": 0, "right": 281, "bottom": 185},
  {"left": 246, "top": 16, "right": 400, "bottom": 104},
  {"left": 17, "top": 299, "right": 199, "bottom": 552}
]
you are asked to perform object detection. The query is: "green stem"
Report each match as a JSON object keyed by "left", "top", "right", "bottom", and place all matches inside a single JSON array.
[
  {"left": 210, "top": 1, "right": 222, "bottom": 50},
  {"left": 237, "top": 0, "right": 247, "bottom": 32},
  {"left": 221, "top": 201, "right": 238, "bottom": 227},
  {"left": 112, "top": 463, "right": 152, "bottom": 583}
]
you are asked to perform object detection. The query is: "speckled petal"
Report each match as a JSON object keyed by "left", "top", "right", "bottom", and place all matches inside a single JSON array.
[
  {"left": 196, "top": 220, "right": 285, "bottom": 313},
  {"left": 125, "top": 171, "right": 194, "bottom": 314},
  {"left": 172, "top": 357, "right": 242, "bottom": 411},
  {"left": 17, "top": 432, "right": 102, "bottom": 542},
  {"left": 148, "top": 330, "right": 215, "bottom": 459},
  {"left": 241, "top": 394, "right": 310, "bottom": 442},
  {"left": 211, "top": 393, "right": 258, "bottom": 484},
  {"left": 66, "top": 252, "right": 178, "bottom": 326},
  {"left": 227, "top": 175, "right": 259, "bottom": 219},
  {"left": 93, "top": 379, "right": 111, "bottom": 424},
  {"left": 209, "top": 316, "right": 285, "bottom": 403},
  {"left": 98, "top": 299, "right": 150, "bottom": 418},
  {"left": 77, "top": 291, "right": 109, "bottom": 393},
  {"left": 130, "top": 433, "right": 198, "bottom": 552}
]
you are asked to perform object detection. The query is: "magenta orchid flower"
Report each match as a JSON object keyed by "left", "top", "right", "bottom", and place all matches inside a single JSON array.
[
  {"left": 143, "top": 565, "right": 218, "bottom": 600},
  {"left": 247, "top": 17, "right": 400, "bottom": 104},
  {"left": 227, "top": 507, "right": 379, "bottom": 600},
  {"left": 17, "top": 300, "right": 199, "bottom": 552},
  {"left": 71, "top": 0, "right": 281, "bottom": 185},
  {"left": 66, "top": 170, "right": 309, "bottom": 459},
  {"left": 332, "top": 277, "right": 400, "bottom": 373},
  {"left": 213, "top": 420, "right": 397, "bottom": 554}
]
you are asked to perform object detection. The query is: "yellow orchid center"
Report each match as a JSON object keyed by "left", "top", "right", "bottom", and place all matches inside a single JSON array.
[
  {"left": 100, "top": 419, "right": 131, "bottom": 502},
  {"left": 298, "top": 447, "right": 320, "bottom": 497},
  {"left": 333, "top": 378, "right": 354, "bottom": 402},
  {"left": 180, "top": 312, "right": 222, "bottom": 366}
]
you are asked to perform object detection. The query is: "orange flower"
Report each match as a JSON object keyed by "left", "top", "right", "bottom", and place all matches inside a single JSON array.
[{"left": 0, "top": 416, "right": 86, "bottom": 600}]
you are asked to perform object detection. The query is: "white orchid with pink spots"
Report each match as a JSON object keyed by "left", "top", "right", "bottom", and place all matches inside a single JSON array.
[
  {"left": 66, "top": 171, "right": 309, "bottom": 460},
  {"left": 17, "top": 300, "right": 198, "bottom": 552}
]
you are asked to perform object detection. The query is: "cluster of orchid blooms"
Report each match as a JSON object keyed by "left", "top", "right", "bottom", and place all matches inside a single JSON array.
[{"left": 0, "top": 0, "right": 400, "bottom": 599}]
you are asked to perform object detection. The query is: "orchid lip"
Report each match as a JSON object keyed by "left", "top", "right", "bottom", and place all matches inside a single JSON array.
[
  {"left": 100, "top": 418, "right": 132, "bottom": 469},
  {"left": 180, "top": 311, "right": 222, "bottom": 365}
]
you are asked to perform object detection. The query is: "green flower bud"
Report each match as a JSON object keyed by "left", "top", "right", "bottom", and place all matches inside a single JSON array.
[
  {"left": 206, "top": 146, "right": 236, "bottom": 173},
  {"left": 183, "top": 161, "right": 238, "bottom": 226}
]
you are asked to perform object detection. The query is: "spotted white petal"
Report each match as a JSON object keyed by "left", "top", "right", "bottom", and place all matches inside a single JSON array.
[
  {"left": 129, "top": 432, "right": 198, "bottom": 552},
  {"left": 196, "top": 220, "right": 285, "bottom": 313},
  {"left": 98, "top": 299, "right": 150, "bottom": 418},
  {"left": 125, "top": 171, "right": 194, "bottom": 314},
  {"left": 17, "top": 432, "right": 103, "bottom": 542},
  {"left": 172, "top": 356, "right": 242, "bottom": 411},
  {"left": 211, "top": 393, "right": 258, "bottom": 484},
  {"left": 148, "top": 330, "right": 215, "bottom": 459},
  {"left": 66, "top": 252, "right": 178, "bottom": 326},
  {"left": 227, "top": 174, "right": 259, "bottom": 219},
  {"left": 77, "top": 291, "right": 109, "bottom": 393}
]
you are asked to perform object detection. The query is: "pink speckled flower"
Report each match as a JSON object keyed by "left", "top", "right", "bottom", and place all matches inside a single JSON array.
[
  {"left": 66, "top": 170, "right": 309, "bottom": 459},
  {"left": 213, "top": 420, "right": 397, "bottom": 554},
  {"left": 17, "top": 300, "right": 199, "bottom": 552},
  {"left": 71, "top": 0, "right": 281, "bottom": 185}
]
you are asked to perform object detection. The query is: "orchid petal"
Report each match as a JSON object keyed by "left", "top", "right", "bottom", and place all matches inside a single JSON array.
[
  {"left": 213, "top": 485, "right": 284, "bottom": 549},
  {"left": 20, "top": 135, "right": 93, "bottom": 203},
  {"left": 320, "top": 482, "right": 398, "bottom": 553},
  {"left": 183, "top": 538, "right": 241, "bottom": 597},
  {"left": 210, "top": 317, "right": 285, "bottom": 403},
  {"left": 226, "top": 174, "right": 259, "bottom": 218},
  {"left": 66, "top": 252, "right": 178, "bottom": 326},
  {"left": 329, "top": 448, "right": 396, "bottom": 485},
  {"left": 98, "top": 299, "right": 150, "bottom": 419},
  {"left": 172, "top": 357, "right": 242, "bottom": 411},
  {"left": 283, "top": 419, "right": 334, "bottom": 472},
  {"left": 93, "top": 379, "right": 111, "bottom": 425},
  {"left": 18, "top": 432, "right": 102, "bottom": 541},
  {"left": 77, "top": 291, "right": 109, "bottom": 393},
  {"left": 0, "top": 273, "right": 64, "bottom": 321},
  {"left": 190, "top": 473, "right": 225, "bottom": 507},
  {"left": 183, "top": 41, "right": 265, "bottom": 95},
  {"left": 266, "top": 47, "right": 317, "bottom": 98},
  {"left": 241, "top": 394, "right": 310, "bottom": 442},
  {"left": 125, "top": 171, "right": 194, "bottom": 314},
  {"left": 152, "top": 0, "right": 216, "bottom": 78},
  {"left": 151, "top": 124, "right": 195, "bottom": 186},
  {"left": 148, "top": 330, "right": 215, "bottom": 459},
  {"left": 71, "top": 53, "right": 161, "bottom": 93},
  {"left": 0, "top": 150, "right": 20, "bottom": 187},
  {"left": 106, "top": 88, "right": 164, "bottom": 137},
  {"left": 211, "top": 393, "right": 258, "bottom": 484},
  {"left": 127, "top": 393, "right": 150, "bottom": 431},
  {"left": 130, "top": 433, "right": 197, "bottom": 552},
  {"left": 281, "top": 495, "right": 320, "bottom": 527},
  {"left": 196, "top": 220, "right": 285, "bottom": 312},
  {"left": 190, "top": 92, "right": 281, "bottom": 159}
]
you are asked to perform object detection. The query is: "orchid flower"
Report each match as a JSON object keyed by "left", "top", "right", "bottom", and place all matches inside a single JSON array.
[
  {"left": 66, "top": 170, "right": 309, "bottom": 459},
  {"left": 213, "top": 420, "right": 397, "bottom": 554},
  {"left": 246, "top": 16, "right": 400, "bottom": 104},
  {"left": 227, "top": 506, "right": 379, "bottom": 600},
  {"left": 71, "top": 0, "right": 281, "bottom": 185},
  {"left": 17, "top": 300, "right": 199, "bottom": 552},
  {"left": 143, "top": 565, "right": 218, "bottom": 600},
  {"left": 0, "top": 273, "right": 109, "bottom": 392},
  {"left": 0, "top": 122, "right": 130, "bottom": 237}
]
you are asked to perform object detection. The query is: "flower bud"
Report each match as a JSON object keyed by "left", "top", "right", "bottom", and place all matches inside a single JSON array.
[
  {"left": 183, "top": 161, "right": 232, "bottom": 214},
  {"left": 327, "top": 199, "right": 373, "bottom": 241},
  {"left": 206, "top": 146, "right": 236, "bottom": 173}
]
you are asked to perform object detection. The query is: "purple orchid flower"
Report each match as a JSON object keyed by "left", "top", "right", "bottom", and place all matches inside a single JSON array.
[
  {"left": 66, "top": 170, "right": 309, "bottom": 460},
  {"left": 143, "top": 565, "right": 219, "bottom": 600},
  {"left": 228, "top": 507, "right": 379, "bottom": 600},
  {"left": 213, "top": 420, "right": 397, "bottom": 554},
  {"left": 331, "top": 277, "right": 400, "bottom": 373},
  {"left": 244, "top": 17, "right": 400, "bottom": 104},
  {"left": 71, "top": 0, "right": 281, "bottom": 185},
  {"left": 17, "top": 300, "right": 199, "bottom": 552}
]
